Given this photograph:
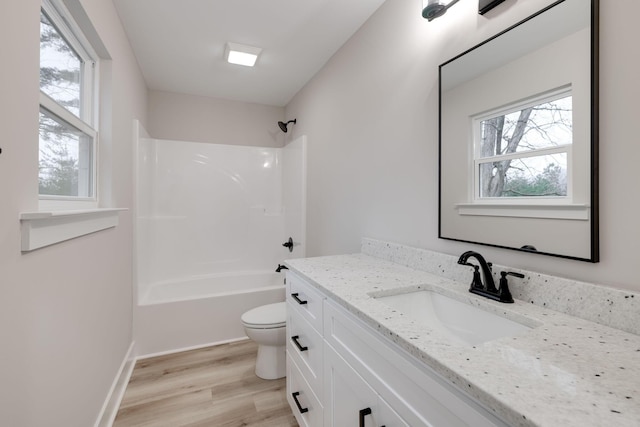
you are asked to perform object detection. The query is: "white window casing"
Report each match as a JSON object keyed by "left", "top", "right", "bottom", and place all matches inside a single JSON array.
[{"left": 25, "top": 0, "right": 124, "bottom": 251}]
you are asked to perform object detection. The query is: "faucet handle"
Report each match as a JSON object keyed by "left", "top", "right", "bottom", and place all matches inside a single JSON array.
[
  {"left": 503, "top": 271, "right": 524, "bottom": 279},
  {"left": 459, "top": 261, "right": 484, "bottom": 290},
  {"left": 498, "top": 271, "right": 524, "bottom": 303},
  {"left": 470, "top": 265, "right": 484, "bottom": 290}
]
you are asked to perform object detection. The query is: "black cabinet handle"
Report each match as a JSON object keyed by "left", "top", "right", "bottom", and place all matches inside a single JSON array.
[
  {"left": 291, "top": 293, "right": 308, "bottom": 305},
  {"left": 359, "top": 407, "right": 372, "bottom": 427},
  {"left": 291, "top": 391, "right": 309, "bottom": 414},
  {"left": 291, "top": 335, "right": 308, "bottom": 352}
]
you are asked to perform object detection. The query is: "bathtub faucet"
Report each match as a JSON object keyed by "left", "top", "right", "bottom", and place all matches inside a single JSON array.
[{"left": 276, "top": 264, "right": 289, "bottom": 273}]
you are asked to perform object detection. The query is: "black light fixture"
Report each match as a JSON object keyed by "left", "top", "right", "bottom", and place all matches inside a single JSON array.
[
  {"left": 422, "top": 0, "right": 460, "bottom": 21},
  {"left": 423, "top": 0, "right": 507, "bottom": 20},
  {"left": 278, "top": 119, "right": 296, "bottom": 133},
  {"left": 478, "top": 0, "right": 507, "bottom": 15}
]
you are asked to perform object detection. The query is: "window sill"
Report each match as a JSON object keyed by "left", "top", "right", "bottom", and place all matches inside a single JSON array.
[
  {"left": 455, "top": 203, "right": 589, "bottom": 220},
  {"left": 20, "top": 208, "right": 127, "bottom": 252}
]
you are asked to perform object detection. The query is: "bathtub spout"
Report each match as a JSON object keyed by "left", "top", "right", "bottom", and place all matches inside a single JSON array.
[{"left": 276, "top": 264, "right": 289, "bottom": 273}]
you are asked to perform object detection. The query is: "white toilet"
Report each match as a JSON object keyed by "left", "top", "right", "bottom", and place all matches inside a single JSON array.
[{"left": 241, "top": 301, "right": 287, "bottom": 380}]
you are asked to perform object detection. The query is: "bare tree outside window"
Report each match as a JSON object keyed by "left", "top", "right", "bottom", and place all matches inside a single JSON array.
[{"left": 478, "top": 95, "right": 572, "bottom": 199}]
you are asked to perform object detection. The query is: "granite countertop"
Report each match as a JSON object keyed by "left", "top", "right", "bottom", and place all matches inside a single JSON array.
[{"left": 285, "top": 253, "right": 640, "bottom": 427}]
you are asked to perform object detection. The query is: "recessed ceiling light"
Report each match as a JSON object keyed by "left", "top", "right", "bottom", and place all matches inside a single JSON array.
[{"left": 225, "top": 42, "right": 262, "bottom": 67}]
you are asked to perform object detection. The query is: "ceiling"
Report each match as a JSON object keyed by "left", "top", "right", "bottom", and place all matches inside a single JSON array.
[{"left": 113, "top": 0, "right": 387, "bottom": 107}]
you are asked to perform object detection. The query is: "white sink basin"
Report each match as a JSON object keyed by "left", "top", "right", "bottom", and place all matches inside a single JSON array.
[{"left": 375, "top": 290, "right": 533, "bottom": 346}]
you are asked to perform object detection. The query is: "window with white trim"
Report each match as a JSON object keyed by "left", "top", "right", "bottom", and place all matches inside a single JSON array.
[
  {"left": 39, "top": 0, "right": 98, "bottom": 204},
  {"left": 473, "top": 87, "right": 572, "bottom": 203}
]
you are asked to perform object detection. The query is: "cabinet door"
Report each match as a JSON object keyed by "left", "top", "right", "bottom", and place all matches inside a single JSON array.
[
  {"left": 379, "top": 398, "right": 411, "bottom": 427},
  {"left": 324, "top": 344, "right": 381, "bottom": 427},
  {"left": 324, "top": 299, "right": 507, "bottom": 427}
]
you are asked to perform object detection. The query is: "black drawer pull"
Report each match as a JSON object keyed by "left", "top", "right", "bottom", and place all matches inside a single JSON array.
[
  {"left": 291, "top": 293, "right": 308, "bottom": 305},
  {"left": 291, "top": 335, "right": 308, "bottom": 352},
  {"left": 291, "top": 391, "right": 309, "bottom": 414},
  {"left": 359, "top": 407, "right": 372, "bottom": 427}
]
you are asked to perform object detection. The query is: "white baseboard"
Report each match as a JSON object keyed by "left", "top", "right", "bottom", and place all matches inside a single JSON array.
[
  {"left": 94, "top": 341, "right": 136, "bottom": 427},
  {"left": 136, "top": 336, "right": 249, "bottom": 360}
]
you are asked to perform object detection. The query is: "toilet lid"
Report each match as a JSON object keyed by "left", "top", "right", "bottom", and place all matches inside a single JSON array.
[{"left": 241, "top": 302, "right": 286, "bottom": 328}]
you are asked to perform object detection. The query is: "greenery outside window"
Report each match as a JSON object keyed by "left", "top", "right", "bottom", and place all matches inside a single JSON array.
[
  {"left": 39, "top": 0, "right": 98, "bottom": 204},
  {"left": 473, "top": 87, "right": 573, "bottom": 204}
]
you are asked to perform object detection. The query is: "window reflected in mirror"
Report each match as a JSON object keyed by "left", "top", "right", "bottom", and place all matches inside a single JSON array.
[{"left": 475, "top": 90, "right": 572, "bottom": 199}]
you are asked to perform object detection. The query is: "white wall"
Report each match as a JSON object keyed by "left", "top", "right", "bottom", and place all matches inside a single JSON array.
[
  {"left": 283, "top": 136, "right": 308, "bottom": 258},
  {"left": 0, "top": 0, "right": 148, "bottom": 425},
  {"left": 285, "top": 0, "right": 640, "bottom": 292},
  {"left": 148, "top": 90, "right": 285, "bottom": 148}
]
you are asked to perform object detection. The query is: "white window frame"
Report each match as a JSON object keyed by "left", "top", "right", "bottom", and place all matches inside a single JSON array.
[
  {"left": 39, "top": 0, "right": 99, "bottom": 210},
  {"left": 472, "top": 87, "right": 573, "bottom": 204},
  {"left": 21, "top": 0, "right": 126, "bottom": 252},
  {"left": 456, "top": 86, "right": 589, "bottom": 220}
]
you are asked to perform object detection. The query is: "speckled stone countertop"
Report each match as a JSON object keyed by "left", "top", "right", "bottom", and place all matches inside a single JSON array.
[{"left": 285, "top": 253, "right": 640, "bottom": 427}]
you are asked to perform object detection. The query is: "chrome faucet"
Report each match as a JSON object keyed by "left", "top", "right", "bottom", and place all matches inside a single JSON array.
[{"left": 457, "top": 251, "right": 521, "bottom": 303}]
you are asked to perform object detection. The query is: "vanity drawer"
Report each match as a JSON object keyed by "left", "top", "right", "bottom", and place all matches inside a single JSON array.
[
  {"left": 287, "top": 353, "right": 323, "bottom": 427},
  {"left": 287, "top": 302, "right": 324, "bottom": 398},
  {"left": 286, "top": 271, "right": 324, "bottom": 333}
]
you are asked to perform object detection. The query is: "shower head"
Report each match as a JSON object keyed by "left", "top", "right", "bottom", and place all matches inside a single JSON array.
[{"left": 278, "top": 119, "right": 297, "bottom": 133}]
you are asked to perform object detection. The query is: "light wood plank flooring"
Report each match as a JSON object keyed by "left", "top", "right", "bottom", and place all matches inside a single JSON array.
[{"left": 113, "top": 340, "right": 298, "bottom": 427}]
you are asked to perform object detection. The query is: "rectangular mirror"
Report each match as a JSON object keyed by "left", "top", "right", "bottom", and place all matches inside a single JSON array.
[{"left": 439, "top": 0, "right": 599, "bottom": 262}]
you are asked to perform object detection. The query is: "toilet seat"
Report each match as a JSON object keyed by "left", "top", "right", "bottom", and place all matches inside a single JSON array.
[{"left": 241, "top": 302, "right": 286, "bottom": 329}]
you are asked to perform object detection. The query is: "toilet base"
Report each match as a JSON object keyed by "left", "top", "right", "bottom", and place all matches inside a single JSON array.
[{"left": 255, "top": 344, "right": 286, "bottom": 380}]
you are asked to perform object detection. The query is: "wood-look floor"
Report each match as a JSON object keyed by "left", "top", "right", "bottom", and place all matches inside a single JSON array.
[{"left": 113, "top": 340, "right": 298, "bottom": 427}]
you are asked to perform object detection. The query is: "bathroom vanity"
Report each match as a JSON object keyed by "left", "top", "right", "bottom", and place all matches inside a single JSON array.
[
  {"left": 286, "top": 271, "right": 510, "bottom": 427},
  {"left": 284, "top": 241, "right": 640, "bottom": 427}
]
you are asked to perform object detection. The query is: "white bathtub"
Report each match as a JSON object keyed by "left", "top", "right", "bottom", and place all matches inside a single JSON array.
[
  {"left": 141, "top": 271, "right": 284, "bottom": 305},
  {"left": 134, "top": 271, "right": 286, "bottom": 357}
]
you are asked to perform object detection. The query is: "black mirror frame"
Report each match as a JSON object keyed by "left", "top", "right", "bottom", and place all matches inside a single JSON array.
[{"left": 438, "top": 0, "right": 599, "bottom": 262}]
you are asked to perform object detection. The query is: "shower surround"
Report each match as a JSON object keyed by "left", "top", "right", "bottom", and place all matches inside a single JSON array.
[{"left": 134, "top": 122, "right": 306, "bottom": 356}]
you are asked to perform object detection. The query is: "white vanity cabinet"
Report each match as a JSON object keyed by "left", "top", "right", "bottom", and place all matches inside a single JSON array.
[
  {"left": 286, "top": 272, "right": 325, "bottom": 426},
  {"left": 286, "top": 271, "right": 509, "bottom": 427},
  {"left": 323, "top": 299, "right": 509, "bottom": 427}
]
